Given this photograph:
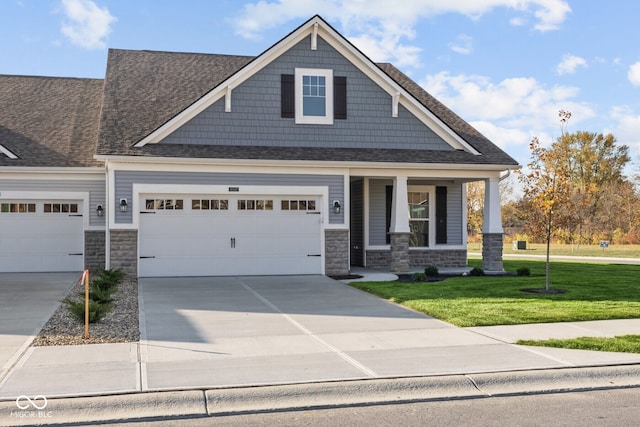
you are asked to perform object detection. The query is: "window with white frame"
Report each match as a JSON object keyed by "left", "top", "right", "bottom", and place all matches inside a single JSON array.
[
  {"left": 408, "top": 188, "right": 434, "bottom": 247},
  {"left": 295, "top": 68, "right": 333, "bottom": 124}
]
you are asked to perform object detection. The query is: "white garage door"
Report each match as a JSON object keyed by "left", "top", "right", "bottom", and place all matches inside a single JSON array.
[
  {"left": 138, "top": 195, "right": 322, "bottom": 277},
  {"left": 0, "top": 200, "right": 84, "bottom": 272}
]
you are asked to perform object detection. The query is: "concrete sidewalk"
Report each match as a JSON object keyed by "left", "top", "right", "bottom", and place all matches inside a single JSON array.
[
  {"left": 1, "top": 318, "right": 638, "bottom": 402},
  {"left": 1, "top": 274, "right": 639, "bottom": 425}
]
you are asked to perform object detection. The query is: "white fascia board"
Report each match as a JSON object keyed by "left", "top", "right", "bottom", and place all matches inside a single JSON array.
[
  {"left": 132, "top": 16, "right": 479, "bottom": 155},
  {"left": 0, "top": 167, "right": 105, "bottom": 180},
  {"left": 102, "top": 157, "right": 351, "bottom": 177},
  {"left": 315, "top": 23, "right": 480, "bottom": 155},
  {"left": 96, "top": 154, "right": 518, "bottom": 173},
  {"left": 0, "top": 144, "right": 18, "bottom": 159},
  {"left": 134, "top": 18, "right": 320, "bottom": 148}
]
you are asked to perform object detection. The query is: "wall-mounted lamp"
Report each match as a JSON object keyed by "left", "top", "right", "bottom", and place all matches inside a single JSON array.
[
  {"left": 333, "top": 200, "right": 341, "bottom": 214},
  {"left": 96, "top": 204, "right": 104, "bottom": 217},
  {"left": 119, "top": 198, "right": 128, "bottom": 213}
]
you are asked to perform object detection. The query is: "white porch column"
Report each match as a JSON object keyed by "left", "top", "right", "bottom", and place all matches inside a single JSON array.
[
  {"left": 482, "top": 177, "right": 503, "bottom": 234},
  {"left": 389, "top": 176, "right": 410, "bottom": 273},
  {"left": 389, "top": 175, "right": 410, "bottom": 233},
  {"left": 482, "top": 177, "right": 504, "bottom": 273}
]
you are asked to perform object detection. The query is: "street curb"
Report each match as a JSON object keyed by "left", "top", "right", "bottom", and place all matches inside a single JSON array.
[
  {"left": 205, "top": 375, "right": 482, "bottom": 415},
  {"left": 0, "top": 390, "right": 206, "bottom": 426},
  {"left": 1, "top": 365, "right": 639, "bottom": 426}
]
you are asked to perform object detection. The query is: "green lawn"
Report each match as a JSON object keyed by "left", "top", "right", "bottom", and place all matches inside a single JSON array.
[
  {"left": 467, "top": 242, "right": 640, "bottom": 258},
  {"left": 517, "top": 335, "right": 640, "bottom": 354},
  {"left": 348, "top": 259, "right": 640, "bottom": 328}
]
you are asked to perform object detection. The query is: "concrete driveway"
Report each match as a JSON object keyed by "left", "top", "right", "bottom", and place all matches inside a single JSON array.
[
  {"left": 0, "top": 272, "right": 78, "bottom": 380},
  {"left": 138, "top": 275, "right": 559, "bottom": 390}
]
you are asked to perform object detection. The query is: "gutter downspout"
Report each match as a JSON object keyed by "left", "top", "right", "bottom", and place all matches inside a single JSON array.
[{"left": 105, "top": 159, "right": 110, "bottom": 269}]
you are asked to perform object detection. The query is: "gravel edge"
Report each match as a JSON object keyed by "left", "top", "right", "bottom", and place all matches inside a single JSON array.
[{"left": 32, "top": 277, "right": 140, "bottom": 346}]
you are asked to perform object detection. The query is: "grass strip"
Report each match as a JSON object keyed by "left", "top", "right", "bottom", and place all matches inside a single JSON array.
[{"left": 517, "top": 335, "right": 640, "bottom": 353}]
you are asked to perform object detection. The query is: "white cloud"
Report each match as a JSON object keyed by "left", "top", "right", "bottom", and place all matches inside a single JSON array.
[
  {"left": 610, "top": 106, "right": 640, "bottom": 157},
  {"left": 628, "top": 61, "right": 640, "bottom": 87},
  {"left": 470, "top": 120, "right": 531, "bottom": 149},
  {"left": 421, "top": 71, "right": 595, "bottom": 154},
  {"left": 449, "top": 34, "right": 473, "bottom": 55},
  {"left": 557, "top": 54, "right": 587, "bottom": 75},
  {"left": 509, "top": 17, "right": 526, "bottom": 27},
  {"left": 231, "top": 0, "right": 571, "bottom": 67},
  {"left": 59, "top": 0, "right": 116, "bottom": 49}
]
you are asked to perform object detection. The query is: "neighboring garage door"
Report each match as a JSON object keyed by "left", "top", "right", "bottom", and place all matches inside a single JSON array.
[
  {"left": 0, "top": 200, "right": 84, "bottom": 272},
  {"left": 138, "top": 195, "right": 322, "bottom": 277}
]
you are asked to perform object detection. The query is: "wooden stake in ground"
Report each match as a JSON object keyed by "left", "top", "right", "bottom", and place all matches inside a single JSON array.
[{"left": 84, "top": 269, "right": 90, "bottom": 339}]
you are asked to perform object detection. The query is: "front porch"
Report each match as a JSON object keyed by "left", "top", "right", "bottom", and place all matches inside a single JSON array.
[{"left": 345, "top": 174, "right": 505, "bottom": 276}]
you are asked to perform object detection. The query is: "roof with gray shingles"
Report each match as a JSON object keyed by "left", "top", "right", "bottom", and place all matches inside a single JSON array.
[
  {"left": 95, "top": 48, "right": 517, "bottom": 166},
  {"left": 1, "top": 43, "right": 518, "bottom": 168},
  {"left": 0, "top": 75, "right": 103, "bottom": 167},
  {"left": 96, "top": 49, "right": 254, "bottom": 158}
]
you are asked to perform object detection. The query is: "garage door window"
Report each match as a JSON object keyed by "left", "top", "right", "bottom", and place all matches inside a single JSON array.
[
  {"left": 146, "top": 199, "right": 184, "bottom": 210},
  {"left": 238, "top": 200, "right": 274, "bottom": 211},
  {"left": 192, "top": 199, "right": 229, "bottom": 210},
  {"left": 44, "top": 203, "right": 78, "bottom": 213},
  {"left": 1, "top": 203, "right": 36, "bottom": 213},
  {"left": 281, "top": 200, "right": 316, "bottom": 211}
]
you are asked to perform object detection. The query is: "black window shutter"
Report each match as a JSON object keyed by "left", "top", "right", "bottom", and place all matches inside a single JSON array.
[
  {"left": 436, "top": 186, "right": 447, "bottom": 244},
  {"left": 385, "top": 185, "right": 393, "bottom": 244},
  {"left": 281, "top": 74, "right": 294, "bottom": 118},
  {"left": 334, "top": 76, "right": 347, "bottom": 120}
]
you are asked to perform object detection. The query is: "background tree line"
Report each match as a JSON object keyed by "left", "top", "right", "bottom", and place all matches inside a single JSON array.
[{"left": 468, "top": 111, "right": 640, "bottom": 245}]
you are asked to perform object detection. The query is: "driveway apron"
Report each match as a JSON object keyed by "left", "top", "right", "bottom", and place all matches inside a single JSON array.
[
  {"left": 0, "top": 272, "right": 78, "bottom": 380},
  {"left": 138, "top": 275, "right": 569, "bottom": 391}
]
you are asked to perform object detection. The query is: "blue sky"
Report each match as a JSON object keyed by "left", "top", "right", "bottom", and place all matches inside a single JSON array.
[{"left": 2, "top": 0, "right": 640, "bottom": 175}]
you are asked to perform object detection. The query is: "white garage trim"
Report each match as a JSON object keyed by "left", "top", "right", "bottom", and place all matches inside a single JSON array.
[
  {"left": 0, "top": 191, "right": 91, "bottom": 229},
  {"left": 0, "top": 195, "right": 86, "bottom": 272},
  {"left": 127, "top": 184, "right": 330, "bottom": 229},
  {"left": 133, "top": 184, "right": 329, "bottom": 277}
]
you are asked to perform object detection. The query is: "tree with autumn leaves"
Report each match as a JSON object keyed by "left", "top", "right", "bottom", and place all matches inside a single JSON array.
[
  {"left": 518, "top": 111, "right": 574, "bottom": 290},
  {"left": 516, "top": 110, "right": 636, "bottom": 290}
]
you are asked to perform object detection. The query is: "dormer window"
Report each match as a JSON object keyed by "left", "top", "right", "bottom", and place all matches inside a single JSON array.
[
  {"left": 281, "top": 69, "right": 346, "bottom": 124},
  {"left": 296, "top": 68, "right": 333, "bottom": 124}
]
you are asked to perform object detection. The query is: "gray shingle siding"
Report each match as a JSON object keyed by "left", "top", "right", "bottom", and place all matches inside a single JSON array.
[
  {"left": 368, "top": 179, "right": 391, "bottom": 246},
  {"left": 113, "top": 170, "right": 344, "bottom": 224},
  {"left": 446, "top": 184, "right": 464, "bottom": 245},
  {"left": 161, "top": 36, "right": 451, "bottom": 151}
]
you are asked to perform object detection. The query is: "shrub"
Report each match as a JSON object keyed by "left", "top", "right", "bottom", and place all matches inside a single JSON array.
[
  {"left": 63, "top": 298, "right": 112, "bottom": 323},
  {"left": 91, "top": 276, "right": 119, "bottom": 292},
  {"left": 517, "top": 267, "right": 531, "bottom": 276},
  {"left": 424, "top": 265, "right": 439, "bottom": 277},
  {"left": 88, "top": 284, "right": 115, "bottom": 304},
  {"left": 97, "top": 268, "right": 125, "bottom": 283},
  {"left": 469, "top": 267, "right": 485, "bottom": 276},
  {"left": 412, "top": 272, "right": 427, "bottom": 282}
]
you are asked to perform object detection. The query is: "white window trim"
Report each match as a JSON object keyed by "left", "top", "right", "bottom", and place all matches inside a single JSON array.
[
  {"left": 408, "top": 185, "right": 435, "bottom": 248},
  {"left": 295, "top": 68, "right": 333, "bottom": 125}
]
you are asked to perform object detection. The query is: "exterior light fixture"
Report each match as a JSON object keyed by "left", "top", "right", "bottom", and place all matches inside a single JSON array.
[
  {"left": 333, "top": 200, "right": 341, "bottom": 214},
  {"left": 96, "top": 204, "right": 104, "bottom": 217},
  {"left": 119, "top": 198, "right": 128, "bottom": 213}
]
